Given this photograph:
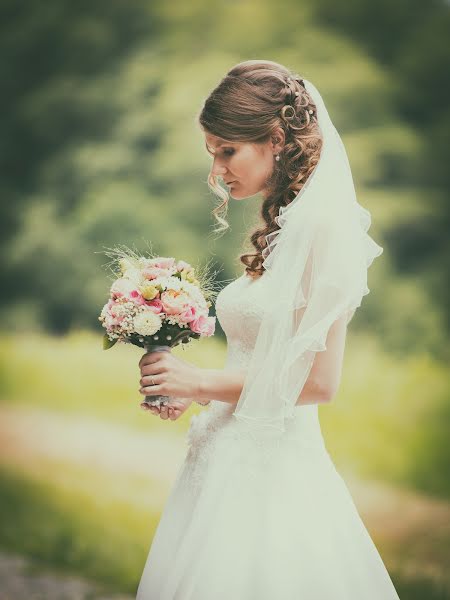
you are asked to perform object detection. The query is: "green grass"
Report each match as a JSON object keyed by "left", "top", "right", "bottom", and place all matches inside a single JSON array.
[
  {"left": 0, "top": 465, "right": 158, "bottom": 595},
  {"left": 320, "top": 331, "right": 450, "bottom": 497}
]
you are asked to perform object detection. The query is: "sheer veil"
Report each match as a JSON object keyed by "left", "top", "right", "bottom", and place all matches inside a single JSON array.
[{"left": 232, "top": 78, "right": 383, "bottom": 439}]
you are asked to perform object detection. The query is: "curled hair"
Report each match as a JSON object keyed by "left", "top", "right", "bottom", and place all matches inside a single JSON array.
[{"left": 197, "top": 59, "right": 323, "bottom": 279}]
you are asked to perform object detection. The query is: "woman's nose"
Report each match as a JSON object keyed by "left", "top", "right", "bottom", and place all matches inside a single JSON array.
[{"left": 211, "top": 158, "right": 228, "bottom": 178}]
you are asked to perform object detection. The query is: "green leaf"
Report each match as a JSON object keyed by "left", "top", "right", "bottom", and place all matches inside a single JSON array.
[{"left": 102, "top": 334, "right": 117, "bottom": 350}]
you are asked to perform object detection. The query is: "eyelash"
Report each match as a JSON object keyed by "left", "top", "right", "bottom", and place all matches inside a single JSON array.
[{"left": 209, "top": 148, "right": 235, "bottom": 157}]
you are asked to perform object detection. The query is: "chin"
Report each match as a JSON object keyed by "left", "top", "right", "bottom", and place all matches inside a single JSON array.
[{"left": 230, "top": 188, "right": 252, "bottom": 200}]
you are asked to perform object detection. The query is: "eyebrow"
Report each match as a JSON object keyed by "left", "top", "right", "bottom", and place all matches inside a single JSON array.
[{"left": 205, "top": 141, "right": 233, "bottom": 154}]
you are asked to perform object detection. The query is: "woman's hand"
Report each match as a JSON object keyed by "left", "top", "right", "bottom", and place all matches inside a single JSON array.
[
  {"left": 141, "top": 398, "right": 193, "bottom": 421},
  {"left": 139, "top": 350, "right": 203, "bottom": 402}
]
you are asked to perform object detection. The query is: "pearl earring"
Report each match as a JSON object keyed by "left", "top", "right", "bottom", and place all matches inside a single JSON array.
[{"left": 275, "top": 154, "right": 280, "bottom": 162}]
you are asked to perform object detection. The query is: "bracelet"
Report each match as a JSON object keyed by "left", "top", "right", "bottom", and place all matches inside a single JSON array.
[{"left": 193, "top": 398, "right": 211, "bottom": 406}]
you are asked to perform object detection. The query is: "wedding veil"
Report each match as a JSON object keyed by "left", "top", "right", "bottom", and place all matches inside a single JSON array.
[{"left": 231, "top": 78, "right": 383, "bottom": 439}]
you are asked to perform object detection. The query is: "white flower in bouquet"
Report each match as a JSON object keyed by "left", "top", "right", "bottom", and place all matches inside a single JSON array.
[{"left": 133, "top": 309, "right": 163, "bottom": 337}]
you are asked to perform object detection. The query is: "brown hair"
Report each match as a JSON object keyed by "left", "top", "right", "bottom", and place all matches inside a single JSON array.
[{"left": 197, "top": 59, "right": 323, "bottom": 279}]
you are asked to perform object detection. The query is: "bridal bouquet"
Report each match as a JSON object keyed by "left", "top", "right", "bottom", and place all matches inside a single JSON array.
[{"left": 99, "top": 247, "right": 217, "bottom": 407}]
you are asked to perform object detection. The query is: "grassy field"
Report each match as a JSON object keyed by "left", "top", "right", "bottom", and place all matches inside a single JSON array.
[
  {"left": 1, "top": 329, "right": 448, "bottom": 494},
  {"left": 0, "top": 331, "right": 449, "bottom": 597}
]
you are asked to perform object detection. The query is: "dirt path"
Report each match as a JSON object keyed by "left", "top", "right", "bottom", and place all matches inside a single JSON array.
[
  {"left": 0, "top": 404, "right": 188, "bottom": 510},
  {"left": 0, "top": 405, "right": 187, "bottom": 483},
  {"left": 0, "top": 550, "right": 133, "bottom": 600}
]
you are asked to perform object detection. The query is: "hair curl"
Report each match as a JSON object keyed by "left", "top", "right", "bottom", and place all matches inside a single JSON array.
[{"left": 197, "top": 59, "right": 323, "bottom": 279}]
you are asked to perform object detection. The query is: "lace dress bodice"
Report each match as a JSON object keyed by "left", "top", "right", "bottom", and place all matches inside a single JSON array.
[{"left": 186, "top": 272, "right": 327, "bottom": 464}]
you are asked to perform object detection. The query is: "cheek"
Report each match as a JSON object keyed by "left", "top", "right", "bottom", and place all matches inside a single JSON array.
[
  {"left": 234, "top": 153, "right": 256, "bottom": 176},
  {"left": 254, "top": 158, "right": 272, "bottom": 182},
  {"left": 232, "top": 150, "right": 270, "bottom": 185}
]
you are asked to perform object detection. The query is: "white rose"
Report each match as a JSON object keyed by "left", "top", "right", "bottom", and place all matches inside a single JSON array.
[{"left": 110, "top": 277, "right": 138, "bottom": 297}]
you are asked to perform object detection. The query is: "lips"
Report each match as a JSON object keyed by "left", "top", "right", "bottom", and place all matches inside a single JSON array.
[{"left": 225, "top": 180, "right": 236, "bottom": 185}]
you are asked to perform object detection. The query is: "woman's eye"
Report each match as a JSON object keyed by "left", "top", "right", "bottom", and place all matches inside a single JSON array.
[{"left": 223, "top": 148, "right": 235, "bottom": 156}]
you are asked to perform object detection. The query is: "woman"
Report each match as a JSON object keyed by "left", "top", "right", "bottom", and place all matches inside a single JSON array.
[{"left": 136, "top": 60, "right": 400, "bottom": 599}]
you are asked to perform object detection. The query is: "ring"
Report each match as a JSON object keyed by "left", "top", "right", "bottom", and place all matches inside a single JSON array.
[{"left": 150, "top": 376, "right": 156, "bottom": 386}]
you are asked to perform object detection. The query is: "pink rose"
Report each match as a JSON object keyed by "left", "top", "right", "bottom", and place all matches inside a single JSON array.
[
  {"left": 153, "top": 257, "right": 176, "bottom": 270},
  {"left": 145, "top": 298, "right": 164, "bottom": 314},
  {"left": 160, "top": 290, "right": 190, "bottom": 315},
  {"left": 189, "top": 314, "right": 216, "bottom": 337},
  {"left": 129, "top": 290, "right": 146, "bottom": 305},
  {"left": 177, "top": 305, "right": 198, "bottom": 324},
  {"left": 142, "top": 266, "right": 173, "bottom": 280}
]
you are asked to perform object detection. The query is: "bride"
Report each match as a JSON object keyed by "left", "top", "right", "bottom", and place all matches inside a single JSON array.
[{"left": 135, "top": 60, "right": 401, "bottom": 599}]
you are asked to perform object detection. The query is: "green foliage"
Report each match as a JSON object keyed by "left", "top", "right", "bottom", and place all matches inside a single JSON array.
[
  {"left": 0, "top": 0, "right": 447, "bottom": 363},
  {"left": 102, "top": 333, "right": 117, "bottom": 350},
  {"left": 311, "top": 0, "right": 450, "bottom": 332}
]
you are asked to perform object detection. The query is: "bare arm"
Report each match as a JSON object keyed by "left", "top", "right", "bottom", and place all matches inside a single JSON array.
[
  {"left": 197, "top": 313, "right": 348, "bottom": 406},
  {"left": 295, "top": 312, "right": 348, "bottom": 405},
  {"left": 197, "top": 367, "right": 247, "bottom": 405}
]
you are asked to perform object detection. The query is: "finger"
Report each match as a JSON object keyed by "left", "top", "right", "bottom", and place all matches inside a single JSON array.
[
  {"left": 140, "top": 374, "right": 162, "bottom": 387},
  {"left": 140, "top": 385, "right": 164, "bottom": 395},
  {"left": 139, "top": 353, "right": 153, "bottom": 369},
  {"left": 140, "top": 401, "right": 159, "bottom": 413},
  {"left": 168, "top": 400, "right": 182, "bottom": 408},
  {"left": 139, "top": 351, "right": 167, "bottom": 369},
  {"left": 159, "top": 405, "right": 169, "bottom": 420},
  {"left": 141, "top": 363, "right": 166, "bottom": 378}
]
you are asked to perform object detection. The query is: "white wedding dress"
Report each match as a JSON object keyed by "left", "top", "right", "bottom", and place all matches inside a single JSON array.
[{"left": 136, "top": 272, "right": 401, "bottom": 599}]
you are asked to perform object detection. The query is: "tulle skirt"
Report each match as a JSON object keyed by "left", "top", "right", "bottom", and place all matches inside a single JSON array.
[{"left": 136, "top": 406, "right": 400, "bottom": 599}]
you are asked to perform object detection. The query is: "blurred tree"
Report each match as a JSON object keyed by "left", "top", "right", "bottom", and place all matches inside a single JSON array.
[
  {"left": 0, "top": 0, "right": 162, "bottom": 302},
  {"left": 311, "top": 0, "right": 450, "bottom": 332},
  {"left": 0, "top": 0, "right": 447, "bottom": 357}
]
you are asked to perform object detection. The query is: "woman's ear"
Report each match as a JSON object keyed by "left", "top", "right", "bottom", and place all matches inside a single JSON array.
[{"left": 271, "top": 127, "right": 285, "bottom": 154}]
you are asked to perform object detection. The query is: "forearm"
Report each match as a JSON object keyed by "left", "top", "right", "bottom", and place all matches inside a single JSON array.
[
  {"left": 197, "top": 367, "right": 330, "bottom": 406},
  {"left": 197, "top": 368, "right": 247, "bottom": 405}
]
